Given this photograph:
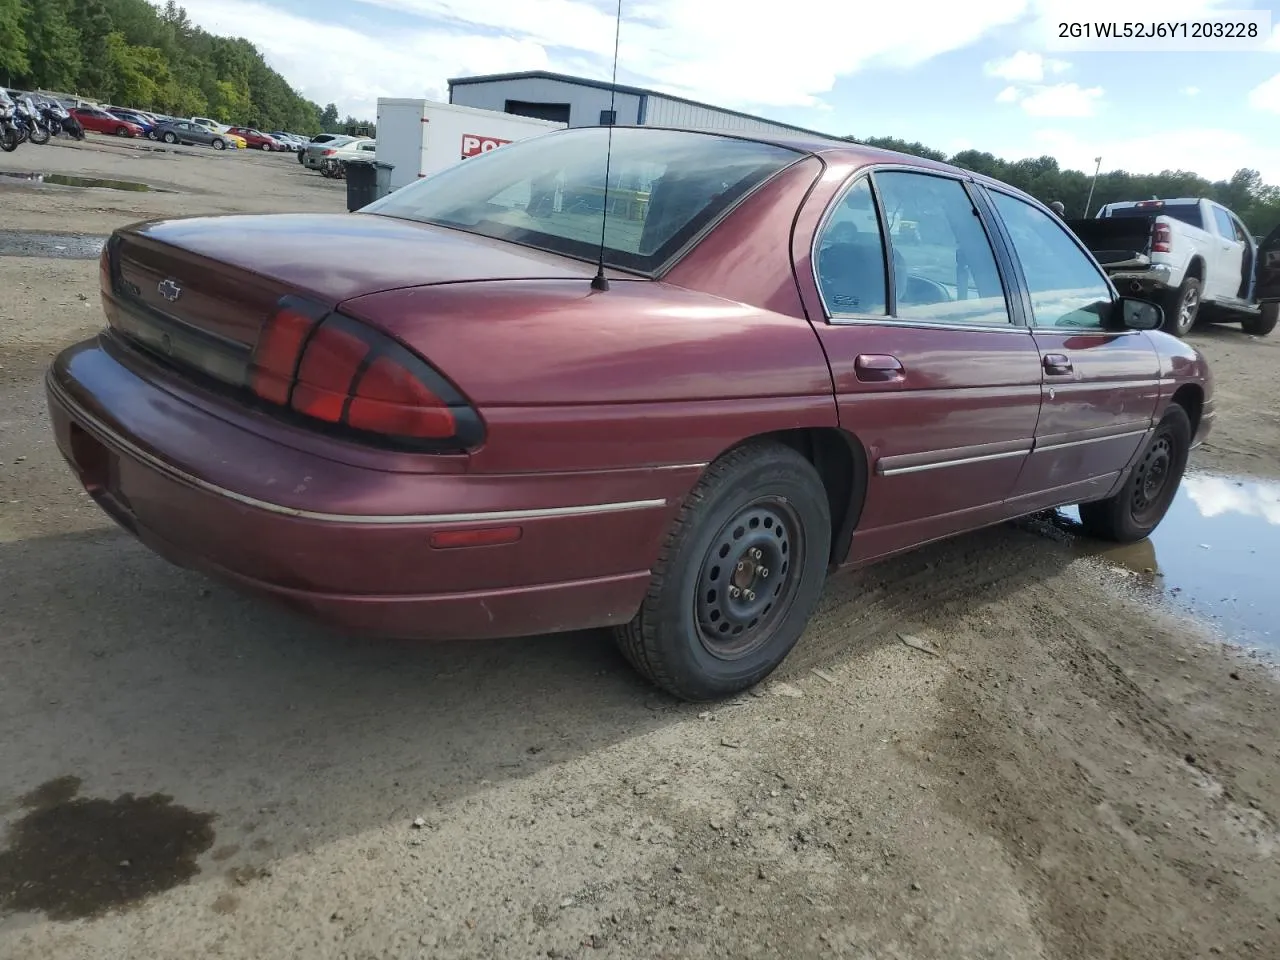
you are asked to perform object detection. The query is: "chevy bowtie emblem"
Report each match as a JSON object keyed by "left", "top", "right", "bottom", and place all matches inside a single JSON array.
[{"left": 158, "top": 278, "right": 182, "bottom": 302}]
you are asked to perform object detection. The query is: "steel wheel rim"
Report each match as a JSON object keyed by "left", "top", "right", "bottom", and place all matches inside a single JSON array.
[
  {"left": 1131, "top": 433, "right": 1174, "bottom": 524},
  {"left": 693, "top": 499, "right": 804, "bottom": 661}
]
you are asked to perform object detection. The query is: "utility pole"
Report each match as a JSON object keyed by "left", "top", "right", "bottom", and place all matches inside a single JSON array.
[{"left": 1083, "top": 156, "right": 1102, "bottom": 217}]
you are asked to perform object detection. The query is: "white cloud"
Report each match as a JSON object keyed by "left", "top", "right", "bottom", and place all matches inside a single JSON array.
[
  {"left": 1018, "top": 82, "right": 1103, "bottom": 118},
  {"left": 181, "top": 0, "right": 1030, "bottom": 118},
  {"left": 996, "top": 85, "right": 1023, "bottom": 103},
  {"left": 984, "top": 50, "right": 1069, "bottom": 82},
  {"left": 1182, "top": 86, "right": 1200, "bottom": 96},
  {"left": 1248, "top": 73, "right": 1280, "bottom": 114}
]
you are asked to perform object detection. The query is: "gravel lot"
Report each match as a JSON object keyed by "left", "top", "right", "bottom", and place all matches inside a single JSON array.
[{"left": 2, "top": 136, "right": 1278, "bottom": 960}]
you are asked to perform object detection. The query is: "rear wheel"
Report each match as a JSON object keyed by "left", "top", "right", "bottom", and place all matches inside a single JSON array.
[
  {"left": 1161, "top": 276, "right": 1201, "bottom": 337},
  {"left": 613, "top": 441, "right": 832, "bottom": 701},
  {"left": 1242, "top": 301, "right": 1278, "bottom": 337},
  {"left": 1077, "top": 404, "right": 1191, "bottom": 543}
]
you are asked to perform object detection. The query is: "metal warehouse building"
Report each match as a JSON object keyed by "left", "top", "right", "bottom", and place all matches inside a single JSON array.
[{"left": 446, "top": 70, "right": 840, "bottom": 141}]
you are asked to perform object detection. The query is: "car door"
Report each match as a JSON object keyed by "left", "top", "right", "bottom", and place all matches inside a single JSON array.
[
  {"left": 796, "top": 168, "right": 1045, "bottom": 564},
  {"left": 1253, "top": 222, "right": 1280, "bottom": 303},
  {"left": 1208, "top": 203, "right": 1246, "bottom": 300},
  {"left": 980, "top": 187, "right": 1161, "bottom": 504}
]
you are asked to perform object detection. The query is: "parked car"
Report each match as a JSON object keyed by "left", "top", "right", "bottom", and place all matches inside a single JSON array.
[
  {"left": 1067, "top": 198, "right": 1276, "bottom": 337},
  {"left": 70, "top": 106, "right": 144, "bottom": 137},
  {"left": 102, "top": 107, "right": 156, "bottom": 137},
  {"left": 227, "top": 126, "right": 286, "bottom": 151},
  {"left": 269, "top": 131, "right": 302, "bottom": 150},
  {"left": 152, "top": 119, "right": 235, "bottom": 150},
  {"left": 190, "top": 116, "right": 230, "bottom": 134},
  {"left": 302, "top": 135, "right": 373, "bottom": 170},
  {"left": 44, "top": 126, "right": 1220, "bottom": 702},
  {"left": 298, "top": 132, "right": 343, "bottom": 164}
]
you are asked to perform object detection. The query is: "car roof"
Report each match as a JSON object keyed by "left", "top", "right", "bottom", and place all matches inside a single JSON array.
[{"left": 552, "top": 125, "right": 1041, "bottom": 207}]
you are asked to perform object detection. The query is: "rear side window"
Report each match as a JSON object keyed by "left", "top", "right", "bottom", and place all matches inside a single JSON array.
[
  {"left": 814, "top": 178, "right": 888, "bottom": 315},
  {"left": 1211, "top": 205, "right": 1236, "bottom": 239},
  {"left": 989, "top": 190, "right": 1112, "bottom": 329}
]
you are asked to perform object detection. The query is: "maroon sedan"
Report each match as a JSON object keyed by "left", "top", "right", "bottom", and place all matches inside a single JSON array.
[
  {"left": 71, "top": 106, "right": 144, "bottom": 138},
  {"left": 46, "top": 127, "right": 1228, "bottom": 700}
]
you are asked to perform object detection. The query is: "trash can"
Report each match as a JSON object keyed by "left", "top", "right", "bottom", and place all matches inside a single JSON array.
[{"left": 345, "top": 160, "right": 395, "bottom": 212}]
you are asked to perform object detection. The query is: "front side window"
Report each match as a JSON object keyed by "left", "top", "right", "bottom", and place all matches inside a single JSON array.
[
  {"left": 364, "top": 127, "right": 802, "bottom": 274},
  {"left": 814, "top": 177, "right": 887, "bottom": 316},
  {"left": 988, "top": 190, "right": 1112, "bottom": 329},
  {"left": 874, "top": 171, "right": 1012, "bottom": 326}
]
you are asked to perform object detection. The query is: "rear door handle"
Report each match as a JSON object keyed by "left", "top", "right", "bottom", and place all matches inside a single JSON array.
[
  {"left": 855, "top": 354, "right": 905, "bottom": 382},
  {"left": 1043, "top": 353, "right": 1073, "bottom": 375}
]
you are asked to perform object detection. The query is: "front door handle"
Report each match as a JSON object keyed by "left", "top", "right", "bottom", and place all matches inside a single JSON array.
[
  {"left": 1043, "top": 353, "right": 1074, "bottom": 375},
  {"left": 855, "top": 354, "right": 905, "bottom": 382}
]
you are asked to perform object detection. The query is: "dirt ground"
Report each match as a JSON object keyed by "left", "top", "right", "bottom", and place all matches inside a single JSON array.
[{"left": 1, "top": 137, "right": 1278, "bottom": 960}]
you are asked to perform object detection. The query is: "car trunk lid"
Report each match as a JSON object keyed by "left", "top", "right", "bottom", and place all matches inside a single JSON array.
[{"left": 103, "top": 212, "right": 608, "bottom": 393}]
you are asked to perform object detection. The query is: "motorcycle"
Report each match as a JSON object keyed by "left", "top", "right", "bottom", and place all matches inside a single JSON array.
[
  {"left": 38, "top": 100, "right": 80, "bottom": 140},
  {"left": 4, "top": 97, "right": 50, "bottom": 148},
  {"left": 319, "top": 156, "right": 346, "bottom": 179},
  {"left": 0, "top": 90, "right": 18, "bottom": 152}
]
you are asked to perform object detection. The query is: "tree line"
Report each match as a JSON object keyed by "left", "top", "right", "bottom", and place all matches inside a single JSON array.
[
  {"left": 853, "top": 135, "right": 1280, "bottom": 236},
  {"left": 0, "top": 0, "right": 345, "bottom": 133}
]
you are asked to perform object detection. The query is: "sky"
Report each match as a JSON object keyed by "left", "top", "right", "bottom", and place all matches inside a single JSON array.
[{"left": 175, "top": 0, "right": 1280, "bottom": 182}]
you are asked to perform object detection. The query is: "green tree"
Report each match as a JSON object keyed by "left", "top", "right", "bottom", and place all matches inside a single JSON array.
[
  {"left": 319, "top": 102, "right": 340, "bottom": 131},
  {"left": 0, "top": 0, "right": 31, "bottom": 82},
  {"left": 22, "top": 0, "right": 81, "bottom": 91},
  {"left": 71, "top": 0, "right": 114, "bottom": 95}
]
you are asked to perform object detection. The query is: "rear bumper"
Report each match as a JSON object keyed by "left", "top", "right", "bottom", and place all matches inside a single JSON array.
[
  {"left": 46, "top": 336, "right": 699, "bottom": 640},
  {"left": 1107, "top": 263, "right": 1176, "bottom": 292}
]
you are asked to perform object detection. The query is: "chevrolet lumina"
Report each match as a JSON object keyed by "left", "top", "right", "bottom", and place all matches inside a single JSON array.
[{"left": 45, "top": 126, "right": 1218, "bottom": 701}]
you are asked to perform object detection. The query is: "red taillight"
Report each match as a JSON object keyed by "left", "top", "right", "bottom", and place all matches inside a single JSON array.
[
  {"left": 322, "top": 148, "right": 335, "bottom": 156},
  {"left": 1153, "top": 223, "right": 1172, "bottom": 253},
  {"left": 248, "top": 300, "right": 478, "bottom": 449}
]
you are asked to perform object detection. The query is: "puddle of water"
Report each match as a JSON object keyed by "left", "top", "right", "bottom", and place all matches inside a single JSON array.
[
  {"left": 0, "top": 230, "right": 107, "bottom": 259},
  {"left": 0, "top": 171, "right": 151, "bottom": 191},
  {"left": 1055, "top": 474, "right": 1280, "bottom": 654},
  {"left": 0, "top": 775, "right": 216, "bottom": 921}
]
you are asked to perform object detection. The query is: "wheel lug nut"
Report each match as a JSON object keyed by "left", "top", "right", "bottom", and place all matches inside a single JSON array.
[
  {"left": 744, "top": 590, "right": 755, "bottom": 601},
  {"left": 736, "top": 561, "right": 745, "bottom": 572},
  {"left": 758, "top": 567, "right": 769, "bottom": 578},
  {"left": 729, "top": 586, "right": 741, "bottom": 598},
  {"left": 750, "top": 548, "right": 761, "bottom": 559}
]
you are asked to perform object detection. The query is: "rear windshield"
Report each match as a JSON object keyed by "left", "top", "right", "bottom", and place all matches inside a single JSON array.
[
  {"left": 1104, "top": 202, "right": 1204, "bottom": 230},
  {"left": 363, "top": 127, "right": 803, "bottom": 275}
]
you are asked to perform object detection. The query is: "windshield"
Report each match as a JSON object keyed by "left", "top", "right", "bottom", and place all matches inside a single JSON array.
[{"left": 363, "top": 127, "right": 803, "bottom": 274}]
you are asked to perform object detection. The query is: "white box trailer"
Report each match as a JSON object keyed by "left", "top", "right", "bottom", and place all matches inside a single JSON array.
[{"left": 375, "top": 99, "right": 566, "bottom": 192}]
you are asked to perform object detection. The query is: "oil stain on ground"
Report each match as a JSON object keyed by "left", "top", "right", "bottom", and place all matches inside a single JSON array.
[{"left": 0, "top": 775, "right": 216, "bottom": 921}]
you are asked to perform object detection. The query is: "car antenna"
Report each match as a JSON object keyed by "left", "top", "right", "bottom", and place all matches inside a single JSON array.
[{"left": 591, "top": 0, "right": 624, "bottom": 292}]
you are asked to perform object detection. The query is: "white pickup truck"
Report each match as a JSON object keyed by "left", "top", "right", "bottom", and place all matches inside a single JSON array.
[{"left": 1067, "top": 198, "right": 1278, "bottom": 338}]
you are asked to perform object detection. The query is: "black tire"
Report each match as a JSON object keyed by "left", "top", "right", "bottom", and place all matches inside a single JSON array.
[
  {"left": 1242, "top": 301, "right": 1278, "bottom": 337},
  {"left": 212, "top": 138, "right": 225, "bottom": 151},
  {"left": 260, "top": 142, "right": 271, "bottom": 151},
  {"left": 1161, "top": 276, "right": 1201, "bottom": 337},
  {"left": 1078, "top": 404, "right": 1191, "bottom": 543},
  {"left": 115, "top": 126, "right": 129, "bottom": 137},
  {"left": 297, "top": 149, "right": 306, "bottom": 164},
  {"left": 0, "top": 128, "right": 17, "bottom": 153},
  {"left": 613, "top": 441, "right": 832, "bottom": 701},
  {"left": 29, "top": 125, "right": 49, "bottom": 145},
  {"left": 163, "top": 131, "right": 178, "bottom": 144}
]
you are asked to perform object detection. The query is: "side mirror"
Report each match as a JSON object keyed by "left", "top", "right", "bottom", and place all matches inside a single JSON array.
[{"left": 1113, "top": 296, "right": 1163, "bottom": 331}]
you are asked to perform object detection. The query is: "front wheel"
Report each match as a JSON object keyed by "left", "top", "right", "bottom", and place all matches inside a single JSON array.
[
  {"left": 29, "top": 125, "right": 49, "bottom": 145},
  {"left": 0, "top": 127, "right": 17, "bottom": 152},
  {"left": 114, "top": 126, "right": 129, "bottom": 137},
  {"left": 1161, "top": 276, "right": 1201, "bottom": 337},
  {"left": 1242, "top": 302, "right": 1278, "bottom": 337},
  {"left": 163, "top": 131, "right": 178, "bottom": 144},
  {"left": 614, "top": 441, "right": 832, "bottom": 701},
  {"left": 212, "top": 138, "right": 225, "bottom": 151},
  {"left": 260, "top": 142, "right": 271, "bottom": 151},
  {"left": 1077, "top": 404, "right": 1191, "bottom": 543}
]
